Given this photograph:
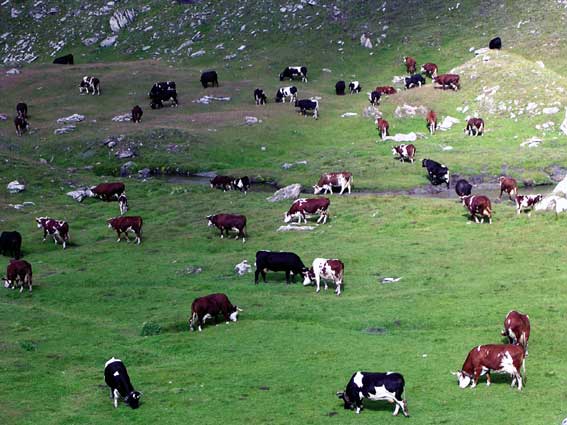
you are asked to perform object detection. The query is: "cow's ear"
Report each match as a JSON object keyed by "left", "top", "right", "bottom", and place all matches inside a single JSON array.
[{"left": 336, "top": 391, "right": 344, "bottom": 398}]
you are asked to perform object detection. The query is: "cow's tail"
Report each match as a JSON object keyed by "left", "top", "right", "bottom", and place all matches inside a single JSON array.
[
  {"left": 520, "top": 332, "right": 528, "bottom": 353},
  {"left": 484, "top": 205, "right": 492, "bottom": 218},
  {"left": 521, "top": 356, "right": 527, "bottom": 384},
  {"left": 189, "top": 311, "right": 197, "bottom": 330}
]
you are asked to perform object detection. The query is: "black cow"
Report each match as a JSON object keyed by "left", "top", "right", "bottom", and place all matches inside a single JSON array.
[
  {"left": 0, "top": 231, "right": 22, "bottom": 259},
  {"left": 200, "top": 70, "right": 218, "bottom": 88},
  {"left": 14, "top": 116, "right": 29, "bottom": 136},
  {"left": 104, "top": 358, "right": 141, "bottom": 409},
  {"left": 254, "top": 89, "right": 267, "bottom": 105},
  {"left": 53, "top": 54, "right": 74, "bottom": 65},
  {"left": 405, "top": 74, "right": 426, "bottom": 89},
  {"left": 335, "top": 80, "right": 346, "bottom": 95},
  {"left": 422, "top": 158, "right": 450, "bottom": 188},
  {"left": 149, "top": 81, "right": 178, "bottom": 109},
  {"left": 294, "top": 99, "right": 319, "bottom": 119},
  {"left": 489, "top": 37, "right": 502, "bottom": 50},
  {"left": 455, "top": 179, "right": 473, "bottom": 197},
  {"left": 131, "top": 105, "right": 143, "bottom": 123},
  {"left": 254, "top": 250, "right": 310, "bottom": 284},
  {"left": 337, "top": 371, "right": 409, "bottom": 417},
  {"left": 232, "top": 176, "right": 250, "bottom": 194},
  {"left": 368, "top": 90, "right": 381, "bottom": 106},
  {"left": 16, "top": 102, "right": 28, "bottom": 119},
  {"left": 280, "top": 66, "right": 308, "bottom": 82}
]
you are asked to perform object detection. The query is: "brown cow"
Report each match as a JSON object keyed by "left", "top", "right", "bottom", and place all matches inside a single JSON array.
[
  {"left": 464, "top": 118, "right": 484, "bottom": 136},
  {"left": 426, "top": 110, "right": 437, "bottom": 135},
  {"left": 434, "top": 74, "right": 460, "bottom": 90},
  {"left": 403, "top": 56, "right": 416, "bottom": 74},
  {"left": 306, "top": 258, "right": 344, "bottom": 296},
  {"left": 498, "top": 176, "right": 517, "bottom": 200},
  {"left": 89, "top": 182, "right": 126, "bottom": 201},
  {"left": 107, "top": 216, "right": 143, "bottom": 244},
  {"left": 313, "top": 172, "right": 353, "bottom": 195},
  {"left": 376, "top": 118, "right": 390, "bottom": 140},
  {"left": 421, "top": 63, "right": 438, "bottom": 78},
  {"left": 461, "top": 195, "right": 492, "bottom": 224},
  {"left": 14, "top": 116, "right": 29, "bottom": 136},
  {"left": 284, "top": 198, "right": 330, "bottom": 224},
  {"left": 375, "top": 86, "right": 397, "bottom": 96},
  {"left": 515, "top": 194, "right": 542, "bottom": 216},
  {"left": 3, "top": 259, "right": 32, "bottom": 293},
  {"left": 131, "top": 105, "right": 143, "bottom": 123},
  {"left": 210, "top": 176, "right": 234, "bottom": 191},
  {"left": 35, "top": 217, "right": 70, "bottom": 249},
  {"left": 502, "top": 310, "right": 531, "bottom": 355},
  {"left": 189, "top": 293, "right": 241, "bottom": 332},
  {"left": 392, "top": 144, "right": 416, "bottom": 163},
  {"left": 207, "top": 214, "right": 247, "bottom": 242},
  {"left": 453, "top": 344, "right": 525, "bottom": 390}
]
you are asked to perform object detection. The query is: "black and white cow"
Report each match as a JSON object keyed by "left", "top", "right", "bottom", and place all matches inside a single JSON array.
[
  {"left": 280, "top": 66, "right": 308, "bottom": 82},
  {"left": 232, "top": 176, "right": 251, "bottom": 194},
  {"left": 335, "top": 80, "right": 346, "bottom": 95},
  {"left": 422, "top": 159, "right": 450, "bottom": 188},
  {"left": 104, "top": 358, "right": 141, "bottom": 409},
  {"left": 404, "top": 74, "right": 425, "bottom": 89},
  {"left": 149, "top": 81, "right": 178, "bottom": 109},
  {"left": 275, "top": 86, "right": 298, "bottom": 103},
  {"left": 337, "top": 371, "right": 409, "bottom": 417},
  {"left": 79, "top": 76, "right": 101, "bottom": 95},
  {"left": 254, "top": 88, "right": 267, "bottom": 105},
  {"left": 294, "top": 99, "right": 319, "bottom": 119},
  {"left": 368, "top": 90, "right": 381, "bottom": 106},
  {"left": 348, "top": 81, "right": 361, "bottom": 94},
  {"left": 200, "top": 70, "right": 219, "bottom": 88}
]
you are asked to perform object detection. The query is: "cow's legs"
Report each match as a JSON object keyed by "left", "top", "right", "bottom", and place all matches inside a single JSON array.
[
  {"left": 113, "top": 389, "right": 119, "bottom": 408},
  {"left": 335, "top": 282, "right": 341, "bottom": 296},
  {"left": 486, "top": 372, "right": 491, "bottom": 386},
  {"left": 254, "top": 269, "right": 260, "bottom": 284},
  {"left": 315, "top": 275, "right": 321, "bottom": 293},
  {"left": 135, "top": 231, "right": 141, "bottom": 245},
  {"left": 116, "top": 230, "right": 122, "bottom": 242},
  {"left": 285, "top": 270, "right": 291, "bottom": 284}
]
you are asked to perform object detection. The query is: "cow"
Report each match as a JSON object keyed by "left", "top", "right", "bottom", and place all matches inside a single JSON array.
[
  {"left": 348, "top": 81, "right": 361, "bottom": 94},
  {"left": 79, "top": 76, "right": 101, "bottom": 95},
  {"left": 403, "top": 56, "right": 416, "bottom": 74},
  {"left": 489, "top": 37, "right": 502, "bottom": 50},
  {"left": 284, "top": 197, "right": 330, "bottom": 224},
  {"left": 502, "top": 311, "right": 530, "bottom": 355},
  {"left": 148, "top": 81, "right": 178, "bottom": 109},
  {"left": 422, "top": 159, "right": 450, "bottom": 188},
  {"left": 88, "top": 182, "right": 125, "bottom": 201},
  {"left": 104, "top": 358, "right": 142, "bottom": 409},
  {"left": 452, "top": 344, "right": 525, "bottom": 390},
  {"left": 200, "top": 70, "right": 218, "bottom": 88},
  {"left": 461, "top": 195, "right": 492, "bottom": 224},
  {"left": 498, "top": 176, "right": 518, "bottom": 200},
  {"left": 107, "top": 216, "right": 143, "bottom": 244},
  {"left": 464, "top": 118, "right": 484, "bottom": 136},
  {"left": 392, "top": 144, "right": 416, "bottom": 163},
  {"left": 210, "top": 175, "right": 234, "bottom": 191},
  {"left": 3, "top": 259, "right": 32, "bottom": 293},
  {"left": 207, "top": 214, "right": 247, "bottom": 242},
  {"left": 337, "top": 371, "right": 409, "bottom": 416},
  {"left": 254, "top": 250, "right": 310, "bottom": 285},
  {"left": 455, "top": 179, "right": 473, "bottom": 197},
  {"left": 515, "top": 194, "right": 543, "bottom": 216},
  {"left": 232, "top": 176, "right": 250, "bottom": 194},
  {"left": 14, "top": 116, "right": 29, "bottom": 136},
  {"left": 426, "top": 110, "right": 437, "bottom": 135},
  {"left": 35, "top": 217, "right": 70, "bottom": 249},
  {"left": 189, "top": 293, "right": 241, "bottom": 332},
  {"left": 118, "top": 194, "right": 129, "bottom": 215},
  {"left": 335, "top": 80, "right": 346, "bottom": 95},
  {"left": 0, "top": 231, "right": 22, "bottom": 259},
  {"left": 294, "top": 99, "right": 319, "bottom": 119},
  {"left": 254, "top": 88, "right": 267, "bottom": 105},
  {"left": 376, "top": 118, "right": 389, "bottom": 140},
  {"left": 280, "top": 66, "right": 308, "bottom": 82},
  {"left": 16, "top": 102, "right": 28, "bottom": 119},
  {"left": 313, "top": 172, "right": 353, "bottom": 195},
  {"left": 306, "top": 258, "right": 344, "bottom": 295},
  {"left": 375, "top": 86, "right": 397, "bottom": 95},
  {"left": 275, "top": 86, "right": 298, "bottom": 103},
  {"left": 434, "top": 73, "right": 460, "bottom": 90},
  {"left": 421, "top": 63, "right": 438, "bottom": 78},
  {"left": 404, "top": 74, "right": 425, "bottom": 89},
  {"left": 53, "top": 53, "right": 74, "bottom": 64},
  {"left": 368, "top": 90, "right": 381, "bottom": 106},
  {"left": 131, "top": 105, "right": 143, "bottom": 123}
]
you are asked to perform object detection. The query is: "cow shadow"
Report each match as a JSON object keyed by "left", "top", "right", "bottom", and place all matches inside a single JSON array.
[{"left": 356, "top": 400, "right": 401, "bottom": 414}]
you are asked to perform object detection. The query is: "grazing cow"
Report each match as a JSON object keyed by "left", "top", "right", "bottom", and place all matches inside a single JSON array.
[
  {"left": 489, "top": 37, "right": 502, "bottom": 50},
  {"left": 455, "top": 179, "right": 473, "bottom": 197},
  {"left": 16, "top": 102, "right": 28, "bottom": 119},
  {"left": 189, "top": 293, "right": 241, "bottom": 332},
  {"left": 421, "top": 63, "right": 438, "bottom": 78},
  {"left": 335, "top": 80, "right": 346, "bottom": 95},
  {"left": 200, "top": 70, "right": 219, "bottom": 88},
  {"left": 306, "top": 258, "right": 344, "bottom": 295},
  {"left": 131, "top": 105, "right": 143, "bottom": 123},
  {"left": 515, "top": 194, "right": 543, "bottom": 216},
  {"left": 375, "top": 86, "right": 397, "bottom": 96},
  {"left": 464, "top": 118, "right": 484, "bottom": 136},
  {"left": 280, "top": 66, "right": 308, "bottom": 82},
  {"left": 118, "top": 194, "right": 129, "bottom": 215},
  {"left": 461, "top": 195, "right": 492, "bottom": 224},
  {"left": 79, "top": 76, "right": 101, "bottom": 95},
  {"left": 294, "top": 99, "right": 319, "bottom": 119},
  {"left": 392, "top": 144, "right": 416, "bottom": 163},
  {"left": 14, "top": 116, "right": 29, "bottom": 136},
  {"left": 207, "top": 214, "right": 247, "bottom": 242},
  {"left": 254, "top": 88, "right": 267, "bottom": 105},
  {"left": 254, "top": 250, "right": 310, "bottom": 284},
  {"left": 284, "top": 197, "right": 330, "bottom": 224},
  {"left": 3, "top": 259, "right": 32, "bottom": 293},
  {"left": 498, "top": 176, "right": 518, "bottom": 200},
  {"left": 107, "top": 216, "right": 143, "bottom": 244},
  {"left": 403, "top": 56, "right": 417, "bottom": 74},
  {"left": 148, "top": 81, "right": 178, "bottom": 109},
  {"left": 404, "top": 74, "right": 425, "bottom": 89},
  {"left": 426, "top": 110, "right": 437, "bottom": 135},
  {"left": 89, "top": 182, "right": 125, "bottom": 201},
  {"left": 368, "top": 90, "right": 381, "bottom": 106},
  {"left": 53, "top": 54, "right": 74, "bottom": 64},
  {"left": 104, "top": 358, "right": 141, "bottom": 409},
  {"left": 35, "top": 217, "right": 70, "bottom": 249},
  {"left": 313, "top": 172, "right": 353, "bottom": 195},
  {"left": 0, "top": 231, "right": 22, "bottom": 259},
  {"left": 453, "top": 344, "right": 525, "bottom": 390},
  {"left": 337, "top": 371, "right": 409, "bottom": 416},
  {"left": 376, "top": 118, "right": 390, "bottom": 140},
  {"left": 210, "top": 175, "right": 234, "bottom": 191},
  {"left": 275, "top": 86, "right": 298, "bottom": 103},
  {"left": 348, "top": 81, "right": 361, "bottom": 94},
  {"left": 502, "top": 310, "right": 530, "bottom": 355},
  {"left": 232, "top": 176, "right": 250, "bottom": 194},
  {"left": 434, "top": 73, "right": 460, "bottom": 90},
  {"left": 422, "top": 159, "right": 450, "bottom": 188}
]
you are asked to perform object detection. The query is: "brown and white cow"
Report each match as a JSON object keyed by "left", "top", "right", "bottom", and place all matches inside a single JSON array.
[
  {"left": 306, "top": 258, "right": 344, "bottom": 296},
  {"left": 35, "top": 217, "right": 70, "bottom": 249},
  {"left": 461, "top": 195, "right": 492, "bottom": 224},
  {"left": 498, "top": 176, "right": 517, "bottom": 200},
  {"left": 502, "top": 310, "right": 531, "bottom": 355},
  {"left": 131, "top": 105, "right": 143, "bottom": 123},
  {"left": 3, "top": 259, "right": 32, "bottom": 293},
  {"left": 210, "top": 176, "right": 234, "bottom": 191},
  {"left": 189, "top": 293, "right": 241, "bottom": 332},
  {"left": 464, "top": 118, "right": 484, "bottom": 136},
  {"left": 207, "top": 214, "right": 247, "bottom": 242},
  {"left": 426, "top": 110, "right": 437, "bottom": 135},
  {"left": 107, "top": 216, "right": 143, "bottom": 244},
  {"left": 313, "top": 172, "right": 353, "bottom": 195},
  {"left": 89, "top": 182, "right": 126, "bottom": 201},
  {"left": 392, "top": 144, "right": 416, "bottom": 163},
  {"left": 375, "top": 86, "right": 397, "bottom": 96},
  {"left": 515, "top": 194, "right": 542, "bottom": 216},
  {"left": 284, "top": 198, "right": 330, "bottom": 224},
  {"left": 421, "top": 63, "right": 438, "bottom": 78},
  {"left": 453, "top": 344, "right": 525, "bottom": 390},
  {"left": 434, "top": 74, "right": 460, "bottom": 91},
  {"left": 403, "top": 56, "right": 416, "bottom": 74},
  {"left": 376, "top": 118, "right": 390, "bottom": 140},
  {"left": 14, "top": 116, "right": 29, "bottom": 136}
]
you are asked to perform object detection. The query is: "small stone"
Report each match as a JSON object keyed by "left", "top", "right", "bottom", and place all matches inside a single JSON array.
[{"left": 7, "top": 180, "right": 25, "bottom": 193}]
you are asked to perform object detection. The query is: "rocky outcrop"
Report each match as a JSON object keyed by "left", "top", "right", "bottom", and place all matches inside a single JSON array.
[{"left": 266, "top": 184, "right": 301, "bottom": 202}]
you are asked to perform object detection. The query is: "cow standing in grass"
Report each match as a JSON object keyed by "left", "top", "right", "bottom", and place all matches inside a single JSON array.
[
  {"left": 210, "top": 176, "right": 234, "bottom": 191},
  {"left": 403, "top": 56, "right": 416, "bottom": 74},
  {"left": 306, "top": 258, "right": 344, "bottom": 295},
  {"left": 461, "top": 195, "right": 492, "bottom": 224},
  {"left": 200, "top": 71, "right": 219, "bottom": 88},
  {"left": 35, "top": 217, "right": 70, "bottom": 249},
  {"left": 254, "top": 89, "right": 267, "bottom": 105},
  {"left": 107, "top": 216, "right": 143, "bottom": 244},
  {"left": 376, "top": 118, "right": 389, "bottom": 140},
  {"left": 421, "top": 63, "right": 438, "bottom": 78},
  {"left": 335, "top": 81, "right": 346, "bottom": 95},
  {"left": 313, "top": 172, "right": 352, "bottom": 195},
  {"left": 0, "top": 231, "right": 22, "bottom": 259},
  {"left": 392, "top": 144, "right": 416, "bottom": 163},
  {"left": 16, "top": 102, "right": 28, "bottom": 119},
  {"left": 3, "top": 259, "right": 32, "bottom": 293},
  {"left": 207, "top": 214, "right": 247, "bottom": 242},
  {"left": 426, "top": 110, "right": 437, "bottom": 135},
  {"left": 434, "top": 74, "right": 460, "bottom": 90},
  {"left": 131, "top": 105, "right": 143, "bottom": 123},
  {"left": 104, "top": 358, "right": 142, "bottom": 409},
  {"left": 368, "top": 90, "right": 381, "bottom": 106},
  {"left": 464, "top": 118, "right": 484, "bottom": 136},
  {"left": 515, "top": 194, "right": 543, "bottom": 216},
  {"left": 14, "top": 116, "right": 29, "bottom": 136},
  {"left": 189, "top": 293, "right": 241, "bottom": 332},
  {"left": 498, "top": 176, "right": 517, "bottom": 200},
  {"left": 284, "top": 198, "right": 330, "bottom": 224},
  {"left": 254, "top": 251, "right": 310, "bottom": 285},
  {"left": 280, "top": 66, "right": 308, "bottom": 82}
]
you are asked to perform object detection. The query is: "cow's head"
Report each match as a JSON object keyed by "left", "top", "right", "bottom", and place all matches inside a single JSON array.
[
  {"left": 35, "top": 217, "right": 44, "bottom": 228},
  {"left": 452, "top": 371, "right": 472, "bottom": 388},
  {"left": 206, "top": 215, "right": 214, "bottom": 227},
  {"left": 303, "top": 268, "right": 315, "bottom": 286},
  {"left": 279, "top": 72, "right": 285, "bottom": 81},
  {"left": 391, "top": 146, "right": 400, "bottom": 156},
  {"left": 283, "top": 213, "right": 292, "bottom": 223},
  {"left": 3, "top": 277, "right": 11, "bottom": 288},
  {"left": 229, "top": 306, "right": 243, "bottom": 322},
  {"left": 125, "top": 391, "right": 141, "bottom": 409},
  {"left": 336, "top": 391, "right": 354, "bottom": 410},
  {"left": 106, "top": 218, "right": 115, "bottom": 228},
  {"left": 313, "top": 185, "right": 323, "bottom": 194},
  {"left": 534, "top": 194, "right": 543, "bottom": 204}
]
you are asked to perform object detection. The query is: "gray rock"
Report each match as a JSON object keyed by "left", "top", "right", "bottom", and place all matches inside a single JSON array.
[
  {"left": 56, "top": 114, "right": 84, "bottom": 123},
  {"left": 54, "top": 125, "right": 76, "bottom": 135},
  {"left": 100, "top": 35, "right": 118, "bottom": 47},
  {"left": 6, "top": 68, "right": 20, "bottom": 75},
  {"left": 282, "top": 161, "right": 308, "bottom": 170},
  {"left": 266, "top": 184, "right": 302, "bottom": 202},
  {"left": 277, "top": 225, "right": 316, "bottom": 232},
  {"left": 244, "top": 116, "right": 260, "bottom": 125},
  {"left": 110, "top": 9, "right": 136, "bottom": 32},
  {"left": 66, "top": 187, "right": 91, "bottom": 202},
  {"left": 82, "top": 37, "right": 99, "bottom": 47},
  {"left": 382, "top": 132, "right": 418, "bottom": 143},
  {"left": 7, "top": 180, "right": 25, "bottom": 193},
  {"left": 194, "top": 95, "right": 231, "bottom": 104},
  {"left": 138, "top": 168, "right": 151, "bottom": 178},
  {"left": 394, "top": 104, "right": 428, "bottom": 118},
  {"left": 116, "top": 148, "right": 135, "bottom": 159},
  {"left": 190, "top": 49, "right": 206, "bottom": 57},
  {"left": 112, "top": 113, "right": 131, "bottom": 122},
  {"left": 438, "top": 116, "right": 460, "bottom": 131},
  {"left": 234, "top": 260, "right": 251, "bottom": 275},
  {"left": 360, "top": 33, "right": 373, "bottom": 49},
  {"left": 0, "top": 114, "right": 8, "bottom": 121},
  {"left": 179, "top": 265, "right": 203, "bottom": 275},
  {"left": 543, "top": 107, "right": 560, "bottom": 115},
  {"left": 120, "top": 161, "right": 136, "bottom": 176}
]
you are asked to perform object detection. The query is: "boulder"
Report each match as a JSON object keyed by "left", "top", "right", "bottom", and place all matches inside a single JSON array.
[
  {"left": 120, "top": 161, "right": 136, "bottom": 176},
  {"left": 553, "top": 175, "right": 567, "bottom": 196},
  {"left": 438, "top": 116, "right": 460, "bottom": 131},
  {"left": 341, "top": 112, "right": 358, "bottom": 118},
  {"left": 543, "top": 107, "right": 560, "bottom": 115},
  {"left": 7, "top": 180, "right": 25, "bottom": 193},
  {"left": 6, "top": 68, "right": 20, "bottom": 75},
  {"left": 100, "top": 36, "right": 118, "bottom": 48},
  {"left": 244, "top": 116, "right": 260, "bottom": 125},
  {"left": 110, "top": 9, "right": 136, "bottom": 32},
  {"left": 234, "top": 260, "right": 251, "bottom": 276},
  {"left": 57, "top": 114, "right": 84, "bottom": 123},
  {"left": 82, "top": 37, "right": 99, "bottom": 46},
  {"left": 116, "top": 148, "right": 135, "bottom": 159},
  {"left": 535, "top": 195, "right": 567, "bottom": 213},
  {"left": 520, "top": 137, "right": 543, "bottom": 148},
  {"left": 112, "top": 113, "right": 132, "bottom": 122},
  {"left": 266, "top": 184, "right": 302, "bottom": 202},
  {"left": 54, "top": 125, "right": 76, "bottom": 135},
  {"left": 66, "top": 187, "right": 91, "bottom": 202},
  {"left": 138, "top": 168, "right": 151, "bottom": 179},
  {"left": 394, "top": 104, "right": 428, "bottom": 118},
  {"left": 277, "top": 225, "right": 316, "bottom": 232},
  {"left": 382, "top": 132, "right": 418, "bottom": 142}
]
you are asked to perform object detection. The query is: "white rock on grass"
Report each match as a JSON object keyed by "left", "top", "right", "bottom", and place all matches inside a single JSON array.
[
  {"left": 112, "top": 113, "right": 131, "bottom": 122},
  {"left": 234, "top": 260, "right": 251, "bottom": 275},
  {"left": 57, "top": 114, "right": 84, "bottom": 123},
  {"left": 520, "top": 137, "right": 543, "bottom": 148},
  {"left": 438, "top": 116, "right": 460, "bottom": 131},
  {"left": 54, "top": 125, "right": 76, "bottom": 135},
  {"left": 341, "top": 112, "right": 357, "bottom": 117},
  {"left": 110, "top": 9, "right": 136, "bottom": 32},
  {"left": 6, "top": 68, "right": 20, "bottom": 75},
  {"left": 194, "top": 95, "right": 230, "bottom": 104},
  {"left": 66, "top": 187, "right": 91, "bottom": 202},
  {"left": 267, "top": 184, "right": 302, "bottom": 202},
  {"left": 100, "top": 36, "right": 117, "bottom": 47},
  {"left": 7, "top": 180, "right": 25, "bottom": 193},
  {"left": 382, "top": 132, "right": 418, "bottom": 142},
  {"left": 244, "top": 116, "right": 260, "bottom": 125},
  {"left": 395, "top": 104, "right": 428, "bottom": 118},
  {"left": 535, "top": 196, "right": 567, "bottom": 213},
  {"left": 360, "top": 33, "right": 373, "bottom": 49},
  {"left": 553, "top": 175, "right": 567, "bottom": 196},
  {"left": 277, "top": 225, "right": 316, "bottom": 232},
  {"left": 543, "top": 107, "right": 560, "bottom": 115}
]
